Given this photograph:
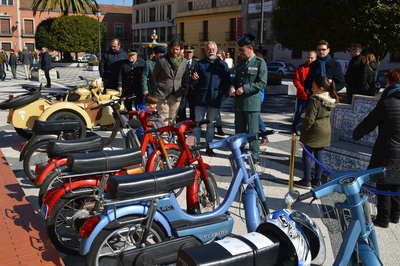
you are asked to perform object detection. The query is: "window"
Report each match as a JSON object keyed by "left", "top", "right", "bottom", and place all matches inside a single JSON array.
[
  {"left": 227, "top": 18, "right": 236, "bottom": 41},
  {"left": 167, "top": 5, "right": 171, "bottom": 20},
  {"left": 23, "top": 19, "right": 34, "bottom": 35},
  {"left": 179, "top": 22, "right": 184, "bottom": 41},
  {"left": 167, "top": 26, "right": 173, "bottom": 40},
  {"left": 140, "top": 29, "right": 146, "bottom": 42},
  {"left": 160, "top": 6, "right": 164, "bottom": 20},
  {"left": 160, "top": 27, "right": 165, "bottom": 42},
  {"left": 291, "top": 50, "right": 302, "bottom": 59},
  {"left": 0, "top": 0, "right": 13, "bottom": 5},
  {"left": 201, "top": 20, "right": 208, "bottom": 41},
  {"left": 114, "top": 24, "right": 124, "bottom": 37},
  {"left": 211, "top": 0, "right": 216, "bottom": 8},
  {"left": 149, "top": 7, "right": 156, "bottom": 22},
  {"left": 133, "top": 30, "right": 139, "bottom": 42},
  {"left": 390, "top": 52, "right": 400, "bottom": 62},
  {"left": 25, "top": 43, "right": 34, "bottom": 52},
  {"left": 1, "top": 42, "right": 11, "bottom": 51},
  {"left": 136, "top": 10, "right": 139, "bottom": 23},
  {"left": 188, "top": 2, "right": 193, "bottom": 10},
  {"left": 0, "top": 18, "right": 11, "bottom": 35},
  {"left": 147, "top": 28, "right": 153, "bottom": 41}
]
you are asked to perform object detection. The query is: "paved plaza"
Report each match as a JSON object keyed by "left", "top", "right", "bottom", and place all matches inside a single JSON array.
[{"left": 0, "top": 66, "right": 399, "bottom": 265}]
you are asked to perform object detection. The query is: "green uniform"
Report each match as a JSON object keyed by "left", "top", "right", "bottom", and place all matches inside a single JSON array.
[
  {"left": 142, "top": 59, "right": 156, "bottom": 95},
  {"left": 233, "top": 55, "right": 267, "bottom": 160}
]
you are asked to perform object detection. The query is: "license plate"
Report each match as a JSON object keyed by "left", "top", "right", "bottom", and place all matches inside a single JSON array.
[{"left": 40, "top": 204, "right": 49, "bottom": 219}]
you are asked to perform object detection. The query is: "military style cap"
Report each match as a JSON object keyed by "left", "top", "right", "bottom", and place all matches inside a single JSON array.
[
  {"left": 184, "top": 45, "right": 195, "bottom": 52},
  {"left": 237, "top": 34, "right": 256, "bottom": 47},
  {"left": 153, "top": 45, "right": 166, "bottom": 54},
  {"left": 127, "top": 49, "right": 138, "bottom": 56}
]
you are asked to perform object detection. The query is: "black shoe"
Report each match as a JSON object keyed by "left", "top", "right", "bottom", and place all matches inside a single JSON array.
[
  {"left": 293, "top": 180, "right": 311, "bottom": 189},
  {"left": 45, "top": 85, "right": 51, "bottom": 88},
  {"left": 216, "top": 127, "right": 226, "bottom": 136},
  {"left": 391, "top": 217, "right": 399, "bottom": 224},
  {"left": 373, "top": 219, "right": 389, "bottom": 228},
  {"left": 205, "top": 148, "right": 216, "bottom": 157},
  {"left": 311, "top": 179, "right": 321, "bottom": 188}
]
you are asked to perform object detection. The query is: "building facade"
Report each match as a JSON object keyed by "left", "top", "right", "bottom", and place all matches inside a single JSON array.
[
  {"left": 176, "top": 0, "right": 242, "bottom": 59},
  {"left": 132, "top": 0, "right": 176, "bottom": 47},
  {"left": 0, "top": 0, "right": 132, "bottom": 53}
]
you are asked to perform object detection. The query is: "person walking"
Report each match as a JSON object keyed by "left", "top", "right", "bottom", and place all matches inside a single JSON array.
[
  {"left": 294, "top": 77, "right": 339, "bottom": 189},
  {"left": 0, "top": 50, "right": 6, "bottom": 81},
  {"left": 21, "top": 47, "right": 33, "bottom": 80},
  {"left": 152, "top": 39, "right": 188, "bottom": 122},
  {"left": 8, "top": 49, "right": 18, "bottom": 79},
  {"left": 118, "top": 49, "right": 145, "bottom": 111},
  {"left": 142, "top": 46, "right": 166, "bottom": 97},
  {"left": 292, "top": 51, "right": 317, "bottom": 135},
  {"left": 191, "top": 41, "right": 230, "bottom": 156},
  {"left": 305, "top": 40, "right": 345, "bottom": 95},
  {"left": 230, "top": 34, "right": 267, "bottom": 161},
  {"left": 353, "top": 68, "right": 400, "bottom": 228},
  {"left": 100, "top": 38, "right": 128, "bottom": 90},
  {"left": 345, "top": 44, "right": 363, "bottom": 103},
  {"left": 40, "top": 47, "right": 52, "bottom": 88},
  {"left": 3, "top": 51, "right": 9, "bottom": 71},
  {"left": 360, "top": 53, "right": 379, "bottom": 96}
]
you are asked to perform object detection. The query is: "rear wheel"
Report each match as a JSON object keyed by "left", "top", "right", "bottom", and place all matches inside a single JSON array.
[
  {"left": 86, "top": 216, "right": 167, "bottom": 266},
  {"left": 38, "top": 166, "right": 68, "bottom": 206},
  {"left": 23, "top": 140, "right": 50, "bottom": 181}
]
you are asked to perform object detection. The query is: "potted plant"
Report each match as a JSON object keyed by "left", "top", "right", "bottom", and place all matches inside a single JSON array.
[{"left": 87, "top": 60, "right": 99, "bottom": 71}]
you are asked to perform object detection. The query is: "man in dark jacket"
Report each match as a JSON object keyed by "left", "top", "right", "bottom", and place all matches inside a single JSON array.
[
  {"left": 152, "top": 39, "right": 188, "bottom": 122},
  {"left": 142, "top": 46, "right": 166, "bottom": 97},
  {"left": 40, "top": 47, "right": 52, "bottom": 88},
  {"left": 191, "top": 41, "right": 230, "bottom": 155},
  {"left": 100, "top": 38, "right": 128, "bottom": 90},
  {"left": 8, "top": 49, "right": 18, "bottom": 79},
  {"left": 305, "top": 40, "right": 345, "bottom": 95},
  {"left": 353, "top": 68, "right": 400, "bottom": 228},
  {"left": 21, "top": 46, "right": 33, "bottom": 80},
  {"left": 117, "top": 49, "right": 145, "bottom": 111},
  {"left": 345, "top": 44, "right": 363, "bottom": 103}
]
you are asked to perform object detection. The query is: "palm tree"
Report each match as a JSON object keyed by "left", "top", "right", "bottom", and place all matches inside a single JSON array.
[{"left": 32, "top": 0, "right": 99, "bottom": 16}]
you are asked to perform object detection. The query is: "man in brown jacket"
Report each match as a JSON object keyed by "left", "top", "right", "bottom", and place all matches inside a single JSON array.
[{"left": 153, "top": 40, "right": 188, "bottom": 122}]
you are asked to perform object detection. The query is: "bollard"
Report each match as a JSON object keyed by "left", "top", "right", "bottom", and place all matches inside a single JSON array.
[{"left": 287, "top": 133, "right": 296, "bottom": 209}]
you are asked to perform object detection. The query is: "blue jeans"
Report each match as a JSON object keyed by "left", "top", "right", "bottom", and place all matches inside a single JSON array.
[
  {"left": 194, "top": 106, "right": 219, "bottom": 143},
  {"left": 302, "top": 145, "right": 324, "bottom": 182},
  {"left": 292, "top": 99, "right": 308, "bottom": 132}
]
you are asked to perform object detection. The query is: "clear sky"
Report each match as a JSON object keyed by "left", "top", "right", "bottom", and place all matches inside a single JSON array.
[{"left": 98, "top": 0, "right": 132, "bottom": 6}]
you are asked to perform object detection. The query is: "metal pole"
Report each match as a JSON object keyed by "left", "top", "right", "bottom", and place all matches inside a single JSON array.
[
  {"left": 287, "top": 133, "right": 296, "bottom": 209},
  {"left": 98, "top": 16, "right": 101, "bottom": 60},
  {"left": 260, "top": 0, "right": 264, "bottom": 46}
]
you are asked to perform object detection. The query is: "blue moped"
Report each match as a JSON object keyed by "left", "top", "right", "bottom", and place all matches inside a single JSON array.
[
  {"left": 79, "top": 131, "right": 274, "bottom": 265},
  {"left": 286, "top": 167, "right": 385, "bottom": 266}
]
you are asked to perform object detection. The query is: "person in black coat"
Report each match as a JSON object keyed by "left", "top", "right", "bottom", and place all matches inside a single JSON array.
[
  {"left": 345, "top": 44, "right": 363, "bottom": 103},
  {"left": 117, "top": 49, "right": 145, "bottom": 111},
  {"left": 360, "top": 53, "right": 378, "bottom": 96},
  {"left": 353, "top": 68, "right": 400, "bottom": 228},
  {"left": 8, "top": 49, "right": 18, "bottom": 79},
  {"left": 305, "top": 40, "right": 345, "bottom": 95},
  {"left": 100, "top": 38, "right": 128, "bottom": 90},
  {"left": 40, "top": 47, "right": 52, "bottom": 88}
]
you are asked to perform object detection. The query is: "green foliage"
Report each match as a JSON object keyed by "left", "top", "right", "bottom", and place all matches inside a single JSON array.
[
  {"left": 35, "top": 16, "right": 105, "bottom": 54},
  {"left": 32, "top": 0, "right": 99, "bottom": 16},
  {"left": 272, "top": 0, "right": 400, "bottom": 59},
  {"left": 35, "top": 18, "right": 57, "bottom": 50}
]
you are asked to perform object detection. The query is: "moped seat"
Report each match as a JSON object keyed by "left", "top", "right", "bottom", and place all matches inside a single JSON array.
[
  {"left": 32, "top": 120, "right": 81, "bottom": 135},
  {"left": 47, "top": 135, "right": 104, "bottom": 158},
  {"left": 107, "top": 167, "right": 195, "bottom": 200},
  {"left": 68, "top": 149, "right": 142, "bottom": 174}
]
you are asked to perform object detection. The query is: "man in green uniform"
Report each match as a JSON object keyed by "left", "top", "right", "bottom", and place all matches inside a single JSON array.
[
  {"left": 230, "top": 34, "right": 267, "bottom": 161},
  {"left": 142, "top": 45, "right": 166, "bottom": 96}
]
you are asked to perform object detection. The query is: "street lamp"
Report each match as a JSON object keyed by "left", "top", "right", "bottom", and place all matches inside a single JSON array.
[{"left": 95, "top": 9, "right": 102, "bottom": 60}]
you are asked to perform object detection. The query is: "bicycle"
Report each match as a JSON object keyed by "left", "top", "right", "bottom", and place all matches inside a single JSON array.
[{"left": 286, "top": 167, "right": 385, "bottom": 266}]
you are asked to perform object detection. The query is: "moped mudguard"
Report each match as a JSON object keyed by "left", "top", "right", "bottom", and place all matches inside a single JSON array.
[
  {"left": 34, "top": 157, "right": 68, "bottom": 186},
  {"left": 243, "top": 186, "right": 261, "bottom": 232},
  {"left": 38, "top": 102, "right": 93, "bottom": 128},
  {"left": 81, "top": 206, "right": 172, "bottom": 256},
  {"left": 145, "top": 143, "right": 180, "bottom": 172},
  {"left": 19, "top": 134, "right": 58, "bottom": 161}
]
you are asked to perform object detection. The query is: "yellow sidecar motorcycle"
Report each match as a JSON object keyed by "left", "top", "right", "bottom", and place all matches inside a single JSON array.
[{"left": 0, "top": 79, "right": 123, "bottom": 141}]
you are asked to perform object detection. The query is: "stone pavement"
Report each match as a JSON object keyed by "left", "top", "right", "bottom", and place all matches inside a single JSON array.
[{"left": 0, "top": 66, "right": 399, "bottom": 265}]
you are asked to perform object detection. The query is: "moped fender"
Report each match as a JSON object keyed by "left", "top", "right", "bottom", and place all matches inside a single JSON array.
[
  {"left": 38, "top": 102, "right": 93, "bottom": 128},
  {"left": 81, "top": 206, "right": 172, "bottom": 256},
  {"left": 34, "top": 158, "right": 68, "bottom": 186},
  {"left": 19, "top": 134, "right": 58, "bottom": 161},
  {"left": 145, "top": 143, "right": 180, "bottom": 172},
  {"left": 45, "top": 179, "right": 101, "bottom": 218},
  {"left": 243, "top": 186, "right": 260, "bottom": 232}
]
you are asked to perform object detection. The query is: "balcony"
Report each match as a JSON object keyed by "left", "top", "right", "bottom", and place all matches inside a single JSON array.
[
  {"left": 198, "top": 32, "right": 208, "bottom": 42},
  {"left": 0, "top": 32, "right": 12, "bottom": 37},
  {"left": 225, "top": 31, "right": 236, "bottom": 41}
]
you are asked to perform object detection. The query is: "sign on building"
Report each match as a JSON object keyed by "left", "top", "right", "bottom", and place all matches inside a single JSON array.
[{"left": 248, "top": 1, "right": 273, "bottom": 14}]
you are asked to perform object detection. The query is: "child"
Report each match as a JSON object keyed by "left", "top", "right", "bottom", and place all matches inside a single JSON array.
[{"left": 294, "top": 76, "right": 339, "bottom": 188}]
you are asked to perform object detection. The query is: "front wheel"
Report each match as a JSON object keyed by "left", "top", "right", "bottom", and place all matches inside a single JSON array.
[{"left": 85, "top": 216, "right": 167, "bottom": 266}]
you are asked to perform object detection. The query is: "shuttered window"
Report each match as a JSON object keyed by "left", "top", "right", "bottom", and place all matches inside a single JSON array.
[
  {"left": 0, "top": 18, "right": 10, "bottom": 34},
  {"left": 24, "top": 19, "right": 34, "bottom": 35}
]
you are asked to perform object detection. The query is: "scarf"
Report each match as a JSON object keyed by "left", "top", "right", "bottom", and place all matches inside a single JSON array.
[
  {"left": 318, "top": 55, "right": 332, "bottom": 77},
  {"left": 382, "top": 83, "right": 400, "bottom": 98},
  {"left": 169, "top": 55, "right": 184, "bottom": 70}
]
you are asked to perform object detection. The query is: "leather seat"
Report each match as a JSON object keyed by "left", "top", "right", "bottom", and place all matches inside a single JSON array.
[
  {"left": 32, "top": 120, "right": 81, "bottom": 135},
  {"left": 68, "top": 149, "right": 143, "bottom": 174},
  {"left": 107, "top": 167, "right": 195, "bottom": 200},
  {"left": 47, "top": 135, "right": 104, "bottom": 158}
]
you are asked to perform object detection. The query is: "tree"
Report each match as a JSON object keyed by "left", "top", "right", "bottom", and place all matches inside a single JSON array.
[
  {"left": 32, "top": 0, "right": 99, "bottom": 16},
  {"left": 35, "top": 18, "right": 57, "bottom": 50},
  {"left": 272, "top": 0, "right": 400, "bottom": 60}
]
